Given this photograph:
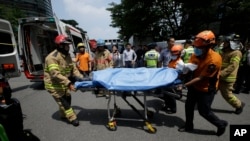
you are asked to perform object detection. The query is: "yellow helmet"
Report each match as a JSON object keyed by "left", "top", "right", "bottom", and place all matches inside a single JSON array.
[{"left": 77, "top": 42, "right": 85, "bottom": 48}]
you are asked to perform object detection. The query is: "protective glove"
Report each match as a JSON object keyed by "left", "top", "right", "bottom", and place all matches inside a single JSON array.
[
  {"left": 176, "top": 60, "right": 185, "bottom": 71},
  {"left": 185, "top": 63, "right": 198, "bottom": 71},
  {"left": 68, "top": 83, "right": 76, "bottom": 91},
  {"left": 182, "top": 63, "right": 198, "bottom": 74}
]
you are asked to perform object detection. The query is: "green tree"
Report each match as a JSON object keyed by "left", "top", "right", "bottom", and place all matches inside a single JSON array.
[
  {"left": 109, "top": 0, "right": 250, "bottom": 41},
  {"left": 218, "top": 0, "right": 250, "bottom": 40},
  {"left": 107, "top": 0, "right": 182, "bottom": 41}
]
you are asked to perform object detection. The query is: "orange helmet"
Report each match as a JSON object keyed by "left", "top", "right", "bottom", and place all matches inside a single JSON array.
[
  {"left": 171, "top": 44, "right": 183, "bottom": 55},
  {"left": 193, "top": 30, "right": 215, "bottom": 47},
  {"left": 55, "top": 35, "right": 72, "bottom": 45}
]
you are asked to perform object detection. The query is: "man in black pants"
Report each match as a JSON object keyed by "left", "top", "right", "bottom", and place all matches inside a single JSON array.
[{"left": 178, "top": 30, "right": 228, "bottom": 136}]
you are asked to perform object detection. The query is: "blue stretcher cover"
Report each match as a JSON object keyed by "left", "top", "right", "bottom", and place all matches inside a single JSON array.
[{"left": 75, "top": 67, "right": 179, "bottom": 91}]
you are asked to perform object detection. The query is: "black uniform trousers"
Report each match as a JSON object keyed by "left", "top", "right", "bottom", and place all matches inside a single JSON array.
[{"left": 185, "top": 87, "right": 226, "bottom": 129}]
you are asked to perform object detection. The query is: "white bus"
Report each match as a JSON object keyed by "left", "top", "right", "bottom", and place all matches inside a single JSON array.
[
  {"left": 104, "top": 39, "right": 124, "bottom": 53},
  {"left": 18, "top": 16, "right": 91, "bottom": 81}
]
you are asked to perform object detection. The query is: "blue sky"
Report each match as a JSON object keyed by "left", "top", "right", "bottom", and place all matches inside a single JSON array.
[{"left": 51, "top": 0, "right": 120, "bottom": 40}]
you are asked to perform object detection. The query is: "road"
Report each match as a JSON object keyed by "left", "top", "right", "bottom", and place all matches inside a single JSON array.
[{"left": 8, "top": 74, "right": 250, "bottom": 141}]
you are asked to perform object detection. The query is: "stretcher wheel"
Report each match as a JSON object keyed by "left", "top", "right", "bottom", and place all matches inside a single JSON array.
[
  {"left": 147, "top": 111, "right": 154, "bottom": 118},
  {"left": 145, "top": 121, "right": 157, "bottom": 134},
  {"left": 106, "top": 121, "right": 117, "bottom": 131}
]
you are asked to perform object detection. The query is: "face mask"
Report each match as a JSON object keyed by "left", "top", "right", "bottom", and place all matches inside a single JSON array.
[
  {"left": 194, "top": 47, "right": 203, "bottom": 56},
  {"left": 229, "top": 41, "right": 240, "bottom": 50},
  {"left": 171, "top": 55, "right": 178, "bottom": 60}
]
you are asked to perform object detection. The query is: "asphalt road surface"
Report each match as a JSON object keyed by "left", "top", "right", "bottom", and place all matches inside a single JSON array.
[{"left": 8, "top": 74, "right": 250, "bottom": 141}]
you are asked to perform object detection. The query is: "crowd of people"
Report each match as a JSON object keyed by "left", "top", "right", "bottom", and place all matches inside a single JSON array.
[{"left": 43, "top": 30, "right": 248, "bottom": 137}]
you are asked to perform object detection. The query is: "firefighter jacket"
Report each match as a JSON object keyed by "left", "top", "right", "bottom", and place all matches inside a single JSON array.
[
  {"left": 220, "top": 50, "right": 242, "bottom": 82},
  {"left": 94, "top": 49, "right": 113, "bottom": 70},
  {"left": 44, "top": 50, "right": 83, "bottom": 91}
]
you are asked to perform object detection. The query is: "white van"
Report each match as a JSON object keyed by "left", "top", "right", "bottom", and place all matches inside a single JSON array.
[
  {"left": 0, "top": 19, "right": 21, "bottom": 78},
  {"left": 18, "top": 16, "right": 91, "bottom": 81}
]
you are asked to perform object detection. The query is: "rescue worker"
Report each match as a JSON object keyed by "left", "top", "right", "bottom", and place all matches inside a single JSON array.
[
  {"left": 162, "top": 44, "right": 184, "bottom": 114},
  {"left": 182, "top": 39, "right": 194, "bottom": 63},
  {"left": 233, "top": 41, "right": 250, "bottom": 94},
  {"left": 218, "top": 35, "right": 245, "bottom": 114},
  {"left": 213, "top": 35, "right": 224, "bottom": 53},
  {"left": 94, "top": 39, "right": 113, "bottom": 70},
  {"left": 89, "top": 40, "right": 97, "bottom": 72},
  {"left": 75, "top": 43, "right": 91, "bottom": 77},
  {"left": 44, "top": 34, "right": 88, "bottom": 126},
  {"left": 93, "top": 39, "right": 113, "bottom": 97},
  {"left": 178, "top": 30, "right": 228, "bottom": 136},
  {"left": 144, "top": 43, "right": 160, "bottom": 68}
]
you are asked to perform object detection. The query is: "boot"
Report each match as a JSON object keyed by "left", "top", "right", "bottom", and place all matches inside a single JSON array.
[{"left": 71, "top": 119, "right": 79, "bottom": 127}]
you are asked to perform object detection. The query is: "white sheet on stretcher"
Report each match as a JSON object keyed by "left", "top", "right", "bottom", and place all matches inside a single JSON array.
[{"left": 75, "top": 67, "right": 179, "bottom": 91}]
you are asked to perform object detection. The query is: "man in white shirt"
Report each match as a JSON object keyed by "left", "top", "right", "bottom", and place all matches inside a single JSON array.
[{"left": 123, "top": 43, "right": 137, "bottom": 68}]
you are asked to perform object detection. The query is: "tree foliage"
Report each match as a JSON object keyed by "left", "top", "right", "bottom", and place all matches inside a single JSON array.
[
  {"left": 108, "top": 0, "right": 250, "bottom": 41},
  {"left": 0, "top": 5, "right": 24, "bottom": 36},
  {"left": 107, "top": 0, "right": 183, "bottom": 41}
]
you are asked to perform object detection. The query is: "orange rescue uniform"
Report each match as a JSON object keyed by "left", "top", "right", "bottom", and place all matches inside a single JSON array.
[{"left": 189, "top": 48, "right": 222, "bottom": 92}]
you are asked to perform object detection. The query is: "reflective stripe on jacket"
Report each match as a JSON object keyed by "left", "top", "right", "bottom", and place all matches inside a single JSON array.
[
  {"left": 44, "top": 50, "right": 83, "bottom": 91},
  {"left": 220, "top": 50, "right": 242, "bottom": 82},
  {"left": 94, "top": 49, "right": 113, "bottom": 70}
]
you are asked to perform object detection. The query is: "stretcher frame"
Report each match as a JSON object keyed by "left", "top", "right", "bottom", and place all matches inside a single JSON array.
[{"left": 78, "top": 82, "right": 183, "bottom": 133}]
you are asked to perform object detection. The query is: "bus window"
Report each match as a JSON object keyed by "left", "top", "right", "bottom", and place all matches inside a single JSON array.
[{"left": 0, "top": 32, "right": 14, "bottom": 54}]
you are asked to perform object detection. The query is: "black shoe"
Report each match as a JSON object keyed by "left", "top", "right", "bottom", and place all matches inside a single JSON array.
[
  {"left": 71, "top": 119, "right": 80, "bottom": 126},
  {"left": 60, "top": 116, "right": 67, "bottom": 120},
  {"left": 216, "top": 121, "right": 228, "bottom": 136},
  {"left": 235, "top": 102, "right": 245, "bottom": 115},
  {"left": 178, "top": 126, "right": 193, "bottom": 132}
]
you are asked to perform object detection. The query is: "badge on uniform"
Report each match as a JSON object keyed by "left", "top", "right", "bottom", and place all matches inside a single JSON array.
[{"left": 207, "top": 64, "right": 216, "bottom": 73}]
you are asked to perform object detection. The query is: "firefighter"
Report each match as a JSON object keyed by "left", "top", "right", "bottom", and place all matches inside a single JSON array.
[
  {"left": 44, "top": 34, "right": 87, "bottom": 126},
  {"left": 144, "top": 43, "right": 160, "bottom": 68},
  {"left": 178, "top": 30, "right": 228, "bottom": 136},
  {"left": 162, "top": 44, "right": 184, "bottom": 114},
  {"left": 218, "top": 35, "right": 245, "bottom": 114},
  {"left": 93, "top": 39, "right": 113, "bottom": 97},
  {"left": 93, "top": 39, "right": 113, "bottom": 71}
]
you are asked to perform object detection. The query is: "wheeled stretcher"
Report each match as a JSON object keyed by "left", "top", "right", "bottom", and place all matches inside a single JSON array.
[{"left": 75, "top": 67, "right": 182, "bottom": 133}]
